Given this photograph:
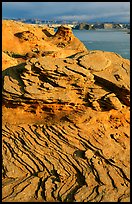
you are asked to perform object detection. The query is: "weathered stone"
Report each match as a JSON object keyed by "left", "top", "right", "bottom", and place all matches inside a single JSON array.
[
  {"left": 2, "top": 20, "right": 87, "bottom": 71},
  {"left": 30, "top": 57, "right": 38, "bottom": 64},
  {"left": 92, "top": 100, "right": 102, "bottom": 111},
  {"left": 24, "top": 64, "right": 32, "bottom": 71},
  {"left": 2, "top": 20, "right": 130, "bottom": 203},
  {"left": 79, "top": 51, "right": 111, "bottom": 71},
  {"left": 2, "top": 49, "right": 130, "bottom": 109},
  {"left": 104, "top": 93, "right": 123, "bottom": 110}
]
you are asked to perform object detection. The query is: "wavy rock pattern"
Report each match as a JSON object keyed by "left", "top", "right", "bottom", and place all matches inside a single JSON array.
[
  {"left": 2, "top": 107, "right": 130, "bottom": 202},
  {"left": 2, "top": 50, "right": 130, "bottom": 111},
  {"left": 2, "top": 21, "right": 130, "bottom": 202}
]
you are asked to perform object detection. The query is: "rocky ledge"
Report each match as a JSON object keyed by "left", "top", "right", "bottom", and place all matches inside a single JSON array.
[
  {"left": 2, "top": 50, "right": 130, "bottom": 111},
  {"left": 2, "top": 20, "right": 130, "bottom": 202}
]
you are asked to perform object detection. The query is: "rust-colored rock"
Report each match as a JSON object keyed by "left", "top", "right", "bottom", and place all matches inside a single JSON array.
[{"left": 2, "top": 20, "right": 130, "bottom": 202}]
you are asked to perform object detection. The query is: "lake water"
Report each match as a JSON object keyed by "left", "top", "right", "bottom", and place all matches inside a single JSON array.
[{"left": 73, "top": 29, "right": 130, "bottom": 60}]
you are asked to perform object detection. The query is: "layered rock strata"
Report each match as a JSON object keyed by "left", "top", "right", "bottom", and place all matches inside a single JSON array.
[
  {"left": 2, "top": 50, "right": 130, "bottom": 111},
  {"left": 2, "top": 21, "right": 130, "bottom": 202}
]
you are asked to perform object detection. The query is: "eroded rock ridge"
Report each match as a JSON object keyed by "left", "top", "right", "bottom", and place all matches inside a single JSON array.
[{"left": 2, "top": 20, "right": 130, "bottom": 202}]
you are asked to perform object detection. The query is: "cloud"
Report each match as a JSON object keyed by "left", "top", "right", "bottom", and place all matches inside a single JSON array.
[
  {"left": 58, "top": 11, "right": 130, "bottom": 22},
  {"left": 55, "top": 2, "right": 130, "bottom": 22},
  {"left": 2, "top": 2, "right": 130, "bottom": 22}
]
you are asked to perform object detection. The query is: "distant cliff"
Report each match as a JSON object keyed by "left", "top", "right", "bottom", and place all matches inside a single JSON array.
[
  {"left": 73, "top": 22, "right": 130, "bottom": 30},
  {"left": 74, "top": 23, "right": 95, "bottom": 30}
]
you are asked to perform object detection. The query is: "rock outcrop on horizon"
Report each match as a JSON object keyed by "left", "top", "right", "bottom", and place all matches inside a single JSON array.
[{"left": 2, "top": 20, "right": 130, "bottom": 202}]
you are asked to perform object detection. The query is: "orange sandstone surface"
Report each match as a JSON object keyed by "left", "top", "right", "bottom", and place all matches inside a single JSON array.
[{"left": 2, "top": 20, "right": 130, "bottom": 202}]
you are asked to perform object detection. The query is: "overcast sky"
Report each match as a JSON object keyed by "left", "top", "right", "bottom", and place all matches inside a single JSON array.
[{"left": 2, "top": 2, "right": 130, "bottom": 22}]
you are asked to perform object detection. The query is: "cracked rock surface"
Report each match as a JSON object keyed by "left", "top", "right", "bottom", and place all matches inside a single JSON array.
[{"left": 2, "top": 20, "right": 130, "bottom": 202}]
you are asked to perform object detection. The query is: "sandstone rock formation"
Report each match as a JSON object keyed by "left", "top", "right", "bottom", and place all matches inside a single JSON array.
[
  {"left": 2, "top": 20, "right": 87, "bottom": 70},
  {"left": 2, "top": 52, "right": 19, "bottom": 70},
  {"left": 2, "top": 20, "right": 130, "bottom": 202}
]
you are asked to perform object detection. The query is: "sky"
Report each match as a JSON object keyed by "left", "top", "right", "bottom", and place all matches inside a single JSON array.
[{"left": 2, "top": 2, "right": 130, "bottom": 23}]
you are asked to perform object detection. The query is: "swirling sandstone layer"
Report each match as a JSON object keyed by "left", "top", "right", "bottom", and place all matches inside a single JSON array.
[{"left": 2, "top": 20, "right": 130, "bottom": 202}]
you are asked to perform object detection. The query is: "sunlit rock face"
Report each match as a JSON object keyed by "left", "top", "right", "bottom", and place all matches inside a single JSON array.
[
  {"left": 2, "top": 50, "right": 130, "bottom": 110},
  {"left": 2, "top": 20, "right": 130, "bottom": 202},
  {"left": 2, "top": 20, "right": 87, "bottom": 70}
]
